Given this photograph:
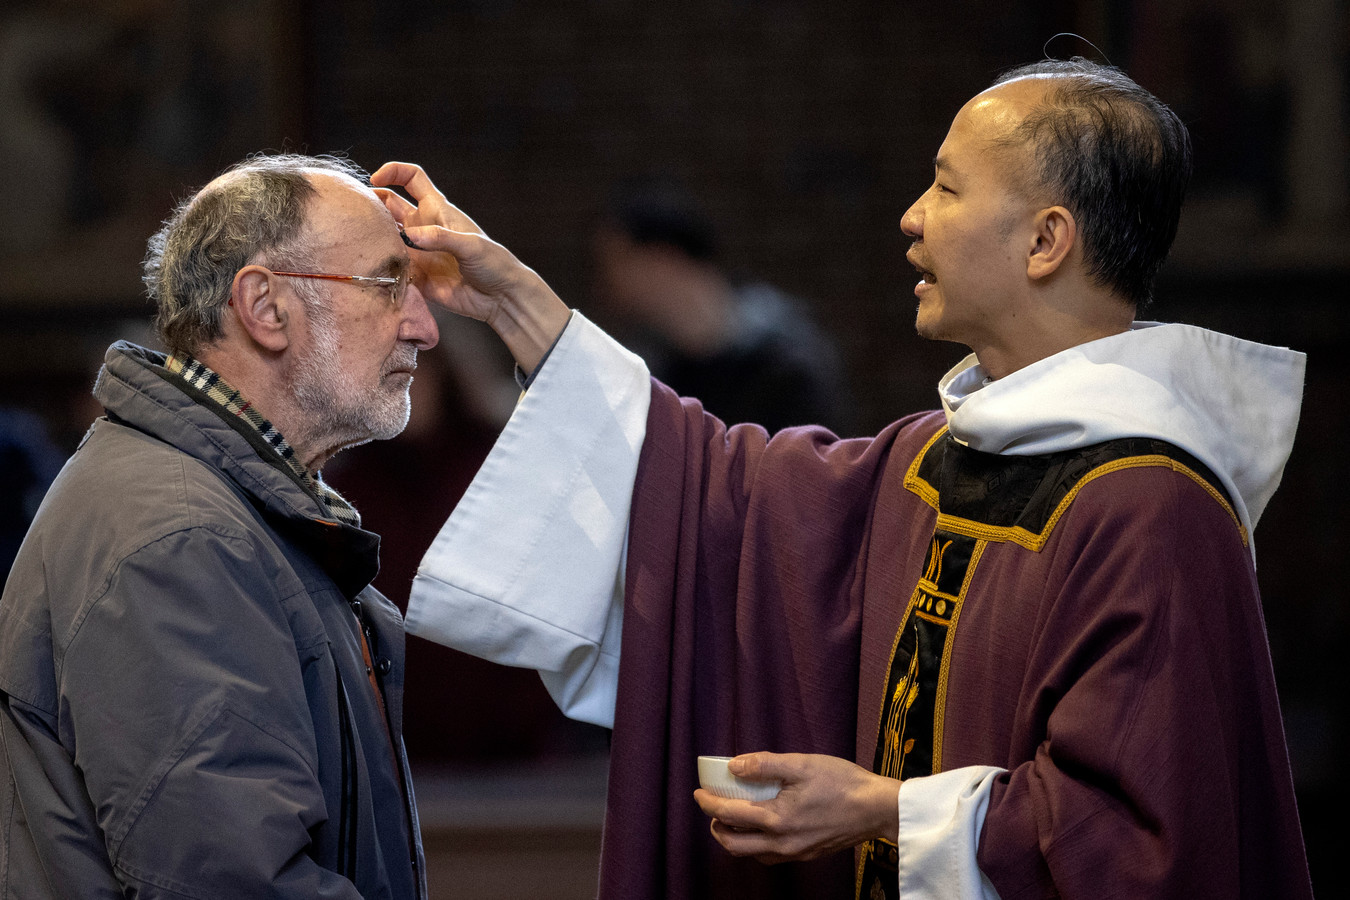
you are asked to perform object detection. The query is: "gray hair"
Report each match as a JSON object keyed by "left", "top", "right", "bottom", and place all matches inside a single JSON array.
[{"left": 143, "top": 153, "right": 370, "bottom": 355}]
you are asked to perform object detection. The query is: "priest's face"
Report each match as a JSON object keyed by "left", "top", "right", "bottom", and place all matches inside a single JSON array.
[{"left": 899, "top": 78, "right": 1050, "bottom": 359}]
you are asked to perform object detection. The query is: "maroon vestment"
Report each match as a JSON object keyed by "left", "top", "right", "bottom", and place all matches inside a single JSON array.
[{"left": 600, "top": 380, "right": 1311, "bottom": 899}]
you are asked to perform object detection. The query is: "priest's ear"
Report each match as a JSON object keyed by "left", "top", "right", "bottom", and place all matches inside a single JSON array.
[
  {"left": 229, "top": 266, "right": 293, "bottom": 352},
  {"left": 1026, "top": 205, "right": 1078, "bottom": 281}
]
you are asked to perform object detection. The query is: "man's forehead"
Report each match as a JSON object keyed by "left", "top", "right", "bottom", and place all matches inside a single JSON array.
[
  {"left": 939, "top": 76, "right": 1054, "bottom": 161},
  {"left": 306, "top": 170, "right": 382, "bottom": 210},
  {"left": 306, "top": 172, "right": 396, "bottom": 235},
  {"left": 966, "top": 77, "right": 1053, "bottom": 123}
]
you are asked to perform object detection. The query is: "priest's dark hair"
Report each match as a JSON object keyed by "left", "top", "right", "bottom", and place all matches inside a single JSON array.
[
  {"left": 991, "top": 57, "right": 1192, "bottom": 309},
  {"left": 603, "top": 175, "right": 722, "bottom": 264}
]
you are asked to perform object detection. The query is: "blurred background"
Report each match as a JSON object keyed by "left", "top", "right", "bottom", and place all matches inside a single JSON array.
[{"left": 1, "top": 0, "right": 1345, "bottom": 896}]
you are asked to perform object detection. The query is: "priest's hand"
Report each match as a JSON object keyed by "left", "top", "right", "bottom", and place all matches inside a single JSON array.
[
  {"left": 370, "top": 161, "right": 571, "bottom": 374},
  {"left": 693, "top": 752, "right": 901, "bottom": 864}
]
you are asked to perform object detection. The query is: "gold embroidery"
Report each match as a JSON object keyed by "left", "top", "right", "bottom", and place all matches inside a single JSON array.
[
  {"left": 878, "top": 628, "right": 920, "bottom": 779},
  {"left": 933, "top": 538, "right": 985, "bottom": 772},
  {"left": 905, "top": 430, "right": 1248, "bottom": 549}
]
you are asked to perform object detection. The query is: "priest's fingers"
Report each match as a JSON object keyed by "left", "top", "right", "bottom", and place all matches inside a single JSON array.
[
  {"left": 708, "top": 754, "right": 903, "bottom": 860},
  {"left": 371, "top": 161, "right": 486, "bottom": 235},
  {"left": 728, "top": 751, "right": 803, "bottom": 783},
  {"left": 708, "top": 818, "right": 798, "bottom": 865},
  {"left": 694, "top": 789, "right": 777, "bottom": 832},
  {"left": 370, "top": 161, "right": 445, "bottom": 204},
  {"left": 393, "top": 225, "right": 519, "bottom": 322},
  {"left": 373, "top": 186, "right": 417, "bottom": 223}
]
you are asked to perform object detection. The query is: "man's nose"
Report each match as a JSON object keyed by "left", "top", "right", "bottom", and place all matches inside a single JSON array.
[
  {"left": 400, "top": 284, "right": 439, "bottom": 350},
  {"left": 900, "top": 198, "right": 924, "bottom": 239}
]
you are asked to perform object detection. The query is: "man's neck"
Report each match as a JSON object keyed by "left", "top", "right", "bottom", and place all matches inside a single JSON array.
[
  {"left": 194, "top": 346, "right": 334, "bottom": 475},
  {"left": 977, "top": 286, "right": 1135, "bottom": 380}
]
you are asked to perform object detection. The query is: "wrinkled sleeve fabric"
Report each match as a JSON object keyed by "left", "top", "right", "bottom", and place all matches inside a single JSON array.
[
  {"left": 970, "top": 467, "right": 1311, "bottom": 899},
  {"left": 1, "top": 697, "right": 125, "bottom": 898},
  {"left": 59, "top": 528, "right": 363, "bottom": 899},
  {"left": 602, "top": 385, "right": 930, "bottom": 899},
  {"left": 406, "top": 311, "right": 651, "bottom": 728}
]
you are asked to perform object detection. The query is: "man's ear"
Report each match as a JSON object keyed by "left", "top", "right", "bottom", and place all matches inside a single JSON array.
[
  {"left": 1026, "top": 205, "right": 1077, "bottom": 281},
  {"left": 230, "top": 266, "right": 292, "bottom": 352}
]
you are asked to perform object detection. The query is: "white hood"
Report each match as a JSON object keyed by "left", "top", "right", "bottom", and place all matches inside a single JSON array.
[{"left": 937, "top": 322, "right": 1305, "bottom": 537}]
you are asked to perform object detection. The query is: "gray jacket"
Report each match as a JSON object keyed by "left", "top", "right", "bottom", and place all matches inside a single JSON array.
[{"left": 0, "top": 342, "right": 426, "bottom": 899}]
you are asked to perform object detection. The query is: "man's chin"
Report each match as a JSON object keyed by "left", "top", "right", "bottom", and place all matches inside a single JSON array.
[
  {"left": 335, "top": 395, "right": 412, "bottom": 446},
  {"left": 370, "top": 394, "right": 413, "bottom": 441},
  {"left": 367, "top": 412, "right": 411, "bottom": 442},
  {"left": 913, "top": 312, "right": 943, "bottom": 342},
  {"left": 913, "top": 301, "right": 962, "bottom": 345}
]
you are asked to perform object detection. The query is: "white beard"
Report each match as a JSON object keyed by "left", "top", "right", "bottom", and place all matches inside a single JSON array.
[{"left": 290, "top": 309, "right": 415, "bottom": 450}]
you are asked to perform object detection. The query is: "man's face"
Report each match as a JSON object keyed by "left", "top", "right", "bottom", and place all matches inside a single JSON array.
[
  {"left": 900, "top": 79, "right": 1047, "bottom": 357},
  {"left": 286, "top": 173, "right": 438, "bottom": 450}
]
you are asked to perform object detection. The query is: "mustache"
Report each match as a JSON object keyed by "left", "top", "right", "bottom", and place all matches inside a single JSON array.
[
  {"left": 384, "top": 346, "right": 419, "bottom": 374},
  {"left": 906, "top": 242, "right": 932, "bottom": 273}
]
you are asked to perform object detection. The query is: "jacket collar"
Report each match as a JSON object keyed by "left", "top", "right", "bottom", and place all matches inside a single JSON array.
[{"left": 94, "top": 341, "right": 380, "bottom": 596}]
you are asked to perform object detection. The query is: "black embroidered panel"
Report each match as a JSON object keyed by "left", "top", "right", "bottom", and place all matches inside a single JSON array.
[{"left": 916, "top": 434, "right": 1231, "bottom": 535}]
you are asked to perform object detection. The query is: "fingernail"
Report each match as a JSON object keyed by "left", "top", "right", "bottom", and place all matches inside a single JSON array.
[{"left": 399, "top": 226, "right": 424, "bottom": 250}]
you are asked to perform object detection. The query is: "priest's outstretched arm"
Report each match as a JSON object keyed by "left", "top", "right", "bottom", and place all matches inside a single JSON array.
[{"left": 386, "top": 160, "right": 1007, "bottom": 898}]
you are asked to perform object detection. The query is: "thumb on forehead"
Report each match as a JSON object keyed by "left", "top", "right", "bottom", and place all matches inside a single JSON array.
[{"left": 373, "top": 187, "right": 415, "bottom": 219}]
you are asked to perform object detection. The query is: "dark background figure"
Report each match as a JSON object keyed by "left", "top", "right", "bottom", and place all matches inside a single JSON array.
[
  {"left": 591, "top": 177, "right": 854, "bottom": 434},
  {"left": 0, "top": 2, "right": 1344, "bottom": 896},
  {"left": 0, "top": 407, "right": 63, "bottom": 576}
]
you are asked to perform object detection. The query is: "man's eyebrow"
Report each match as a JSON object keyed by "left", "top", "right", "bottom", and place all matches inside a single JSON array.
[
  {"left": 376, "top": 255, "right": 411, "bottom": 278},
  {"left": 933, "top": 156, "right": 965, "bottom": 182}
]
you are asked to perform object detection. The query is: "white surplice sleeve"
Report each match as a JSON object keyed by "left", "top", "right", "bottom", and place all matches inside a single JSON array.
[
  {"left": 896, "top": 766, "right": 1005, "bottom": 899},
  {"left": 405, "top": 311, "right": 651, "bottom": 728}
]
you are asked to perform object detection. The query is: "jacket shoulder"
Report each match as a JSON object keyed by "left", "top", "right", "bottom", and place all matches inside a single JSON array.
[{"left": 49, "top": 417, "right": 265, "bottom": 542}]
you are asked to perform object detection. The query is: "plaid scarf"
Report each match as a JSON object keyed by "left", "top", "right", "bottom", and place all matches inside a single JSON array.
[{"left": 164, "top": 354, "right": 361, "bottom": 527}]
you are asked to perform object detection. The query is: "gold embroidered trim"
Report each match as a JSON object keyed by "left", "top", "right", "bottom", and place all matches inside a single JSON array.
[
  {"left": 905, "top": 429, "right": 1248, "bottom": 549},
  {"left": 932, "top": 538, "right": 984, "bottom": 773}
]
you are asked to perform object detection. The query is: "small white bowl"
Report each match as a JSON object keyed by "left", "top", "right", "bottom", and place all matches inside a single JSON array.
[{"left": 697, "top": 755, "right": 782, "bottom": 802}]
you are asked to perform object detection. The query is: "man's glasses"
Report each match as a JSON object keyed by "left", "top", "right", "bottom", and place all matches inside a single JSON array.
[{"left": 272, "top": 270, "right": 409, "bottom": 307}]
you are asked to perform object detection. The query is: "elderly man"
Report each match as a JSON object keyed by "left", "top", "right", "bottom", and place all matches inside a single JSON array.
[
  {"left": 0, "top": 154, "right": 434, "bottom": 897},
  {"left": 387, "top": 58, "right": 1311, "bottom": 898}
]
